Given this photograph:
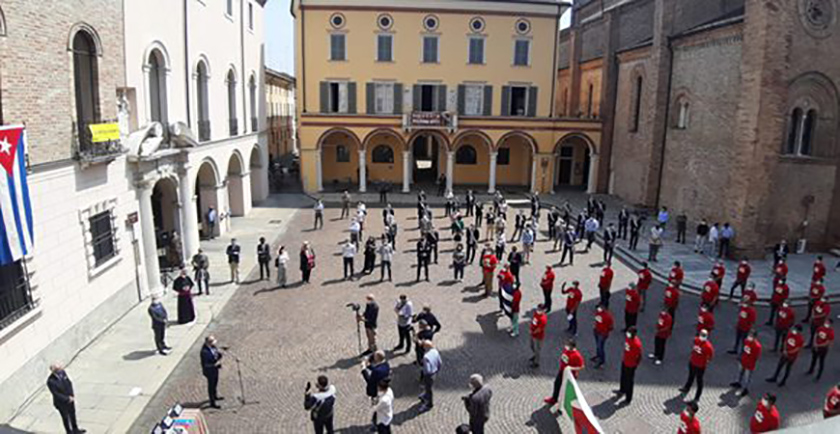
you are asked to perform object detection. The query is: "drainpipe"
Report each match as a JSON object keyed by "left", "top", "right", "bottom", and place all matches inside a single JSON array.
[
  {"left": 240, "top": 0, "right": 247, "bottom": 132},
  {"left": 654, "top": 39, "right": 675, "bottom": 208},
  {"left": 184, "top": 0, "right": 191, "bottom": 127}
]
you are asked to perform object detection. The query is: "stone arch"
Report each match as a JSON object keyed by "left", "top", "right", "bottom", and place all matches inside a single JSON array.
[
  {"left": 362, "top": 128, "right": 406, "bottom": 151},
  {"left": 452, "top": 130, "right": 493, "bottom": 152},
  {"left": 144, "top": 42, "right": 171, "bottom": 125},
  {"left": 784, "top": 71, "right": 839, "bottom": 158},
  {"left": 151, "top": 176, "right": 182, "bottom": 268},
  {"left": 670, "top": 89, "right": 692, "bottom": 130},
  {"left": 450, "top": 131, "right": 490, "bottom": 187},
  {"left": 227, "top": 151, "right": 246, "bottom": 216},
  {"left": 193, "top": 53, "right": 212, "bottom": 78},
  {"left": 495, "top": 131, "right": 537, "bottom": 189},
  {"left": 316, "top": 127, "right": 362, "bottom": 150},
  {"left": 318, "top": 128, "right": 363, "bottom": 188},
  {"left": 408, "top": 129, "right": 451, "bottom": 152},
  {"left": 249, "top": 145, "right": 264, "bottom": 204},
  {"left": 553, "top": 133, "right": 598, "bottom": 191},
  {"left": 495, "top": 131, "right": 537, "bottom": 154},
  {"left": 67, "top": 22, "right": 103, "bottom": 56},
  {"left": 143, "top": 41, "right": 172, "bottom": 71},
  {"left": 196, "top": 158, "right": 221, "bottom": 239}
]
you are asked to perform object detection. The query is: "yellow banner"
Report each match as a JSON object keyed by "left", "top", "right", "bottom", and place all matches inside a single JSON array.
[{"left": 88, "top": 123, "right": 120, "bottom": 143}]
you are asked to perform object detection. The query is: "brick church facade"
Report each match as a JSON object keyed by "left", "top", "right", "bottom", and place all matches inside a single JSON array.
[{"left": 558, "top": 0, "right": 840, "bottom": 256}]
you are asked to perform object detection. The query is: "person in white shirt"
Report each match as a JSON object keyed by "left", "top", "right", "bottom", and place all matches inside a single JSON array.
[
  {"left": 349, "top": 219, "right": 361, "bottom": 247},
  {"left": 373, "top": 379, "right": 394, "bottom": 433},
  {"left": 584, "top": 215, "right": 600, "bottom": 251},
  {"left": 377, "top": 237, "right": 394, "bottom": 282},
  {"left": 313, "top": 200, "right": 325, "bottom": 230},
  {"left": 275, "top": 246, "right": 290, "bottom": 288},
  {"left": 393, "top": 295, "right": 415, "bottom": 354},
  {"left": 707, "top": 223, "right": 720, "bottom": 257},
  {"left": 342, "top": 240, "right": 357, "bottom": 280}
]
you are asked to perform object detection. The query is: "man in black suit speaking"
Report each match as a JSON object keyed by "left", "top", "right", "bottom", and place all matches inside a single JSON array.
[{"left": 201, "top": 335, "right": 224, "bottom": 409}]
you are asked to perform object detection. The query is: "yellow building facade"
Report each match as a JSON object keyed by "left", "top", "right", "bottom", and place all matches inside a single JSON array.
[{"left": 292, "top": 0, "right": 602, "bottom": 194}]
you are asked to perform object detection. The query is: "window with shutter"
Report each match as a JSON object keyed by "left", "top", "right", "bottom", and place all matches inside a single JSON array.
[
  {"left": 330, "top": 34, "right": 346, "bottom": 61},
  {"left": 423, "top": 36, "right": 439, "bottom": 63},
  {"left": 513, "top": 39, "right": 530, "bottom": 66},
  {"left": 468, "top": 37, "right": 485, "bottom": 64},
  {"left": 377, "top": 34, "right": 393, "bottom": 62},
  {"left": 374, "top": 83, "right": 394, "bottom": 114},
  {"left": 509, "top": 86, "right": 528, "bottom": 116},
  {"left": 464, "top": 85, "right": 484, "bottom": 116}
]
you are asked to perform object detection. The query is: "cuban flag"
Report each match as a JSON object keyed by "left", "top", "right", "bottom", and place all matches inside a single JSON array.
[{"left": 0, "top": 125, "right": 34, "bottom": 265}]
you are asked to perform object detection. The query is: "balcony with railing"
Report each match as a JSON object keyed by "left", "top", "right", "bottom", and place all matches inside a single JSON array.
[
  {"left": 198, "top": 119, "right": 211, "bottom": 142},
  {"left": 229, "top": 119, "right": 238, "bottom": 137},
  {"left": 72, "top": 119, "right": 125, "bottom": 164},
  {"left": 251, "top": 117, "right": 258, "bottom": 133},
  {"left": 0, "top": 262, "right": 35, "bottom": 332}
]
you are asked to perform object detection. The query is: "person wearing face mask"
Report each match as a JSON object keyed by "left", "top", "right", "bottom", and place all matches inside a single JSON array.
[
  {"left": 731, "top": 329, "right": 762, "bottom": 397},
  {"left": 649, "top": 307, "right": 673, "bottom": 365},
  {"left": 729, "top": 258, "right": 751, "bottom": 300},
  {"left": 824, "top": 384, "right": 840, "bottom": 419},
  {"left": 677, "top": 401, "right": 701, "bottom": 434},
  {"left": 729, "top": 300, "right": 756, "bottom": 354},
  {"left": 617, "top": 326, "right": 642, "bottom": 405},
  {"left": 623, "top": 283, "right": 641, "bottom": 331},
  {"left": 696, "top": 304, "right": 715, "bottom": 335},
  {"left": 772, "top": 301, "right": 796, "bottom": 352},
  {"left": 766, "top": 324, "right": 804, "bottom": 387},
  {"left": 679, "top": 329, "right": 714, "bottom": 403},
  {"left": 592, "top": 304, "right": 614, "bottom": 369},
  {"left": 750, "top": 393, "right": 780, "bottom": 433},
  {"left": 562, "top": 281, "right": 582, "bottom": 335},
  {"left": 544, "top": 339, "right": 584, "bottom": 408}
]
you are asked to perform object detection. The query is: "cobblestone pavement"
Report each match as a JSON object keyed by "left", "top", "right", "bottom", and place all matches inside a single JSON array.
[{"left": 131, "top": 200, "right": 834, "bottom": 433}]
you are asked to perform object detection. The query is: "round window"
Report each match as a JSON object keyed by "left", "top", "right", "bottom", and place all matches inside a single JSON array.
[
  {"left": 423, "top": 15, "right": 439, "bottom": 31},
  {"left": 470, "top": 17, "right": 485, "bottom": 32},
  {"left": 515, "top": 18, "right": 531, "bottom": 35},
  {"left": 378, "top": 14, "right": 393, "bottom": 30},
  {"left": 330, "top": 13, "right": 346, "bottom": 29}
]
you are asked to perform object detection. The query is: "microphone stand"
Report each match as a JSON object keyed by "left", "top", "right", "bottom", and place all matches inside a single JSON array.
[{"left": 219, "top": 347, "right": 260, "bottom": 410}]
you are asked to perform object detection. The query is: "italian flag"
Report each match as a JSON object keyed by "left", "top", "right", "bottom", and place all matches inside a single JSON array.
[{"left": 559, "top": 368, "right": 604, "bottom": 434}]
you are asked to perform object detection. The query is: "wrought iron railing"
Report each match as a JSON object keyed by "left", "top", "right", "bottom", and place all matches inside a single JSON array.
[
  {"left": 72, "top": 119, "right": 124, "bottom": 162},
  {"left": 0, "top": 262, "right": 34, "bottom": 331},
  {"left": 229, "top": 119, "right": 239, "bottom": 136},
  {"left": 198, "top": 119, "right": 211, "bottom": 142}
]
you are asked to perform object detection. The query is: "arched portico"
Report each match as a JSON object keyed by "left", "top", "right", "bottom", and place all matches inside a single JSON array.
[
  {"left": 151, "top": 177, "right": 182, "bottom": 269},
  {"left": 316, "top": 128, "right": 364, "bottom": 192},
  {"left": 496, "top": 131, "right": 537, "bottom": 193},
  {"left": 227, "top": 152, "right": 248, "bottom": 217},
  {"left": 451, "top": 131, "right": 493, "bottom": 193},
  {"left": 249, "top": 145, "right": 265, "bottom": 204},
  {"left": 363, "top": 129, "right": 406, "bottom": 192},
  {"left": 553, "top": 133, "right": 598, "bottom": 193},
  {"left": 196, "top": 159, "right": 222, "bottom": 239}
]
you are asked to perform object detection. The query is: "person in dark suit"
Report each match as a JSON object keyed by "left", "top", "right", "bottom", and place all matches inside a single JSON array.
[
  {"left": 362, "top": 350, "right": 391, "bottom": 399},
  {"left": 463, "top": 374, "right": 492, "bottom": 434},
  {"left": 773, "top": 240, "right": 790, "bottom": 266},
  {"left": 148, "top": 296, "right": 171, "bottom": 355},
  {"left": 201, "top": 336, "right": 224, "bottom": 409},
  {"left": 47, "top": 364, "right": 85, "bottom": 434}
]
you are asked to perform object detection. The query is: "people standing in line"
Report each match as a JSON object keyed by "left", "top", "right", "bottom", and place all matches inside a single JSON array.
[
  {"left": 637, "top": 262, "right": 652, "bottom": 311},
  {"left": 650, "top": 308, "right": 673, "bottom": 365},
  {"left": 416, "top": 236, "right": 432, "bottom": 282},
  {"left": 617, "top": 207, "right": 629, "bottom": 240},
  {"left": 47, "top": 364, "right": 85, "bottom": 434},
  {"left": 675, "top": 211, "right": 687, "bottom": 244},
  {"left": 731, "top": 329, "right": 762, "bottom": 397},
  {"left": 719, "top": 222, "right": 735, "bottom": 258},
  {"left": 694, "top": 218, "right": 709, "bottom": 253},
  {"left": 349, "top": 218, "right": 361, "bottom": 248},
  {"left": 304, "top": 375, "right": 336, "bottom": 434},
  {"left": 772, "top": 300, "right": 795, "bottom": 352},
  {"left": 393, "top": 295, "right": 414, "bottom": 354},
  {"left": 378, "top": 237, "right": 394, "bottom": 282},
  {"left": 598, "top": 262, "right": 614, "bottom": 308},
  {"left": 701, "top": 274, "right": 721, "bottom": 313},
  {"left": 707, "top": 223, "right": 720, "bottom": 257},
  {"left": 696, "top": 304, "right": 715, "bottom": 335},
  {"left": 342, "top": 239, "right": 357, "bottom": 281},
  {"left": 563, "top": 281, "right": 583, "bottom": 336},
  {"left": 766, "top": 278, "right": 790, "bottom": 326},
  {"left": 420, "top": 340, "right": 442, "bottom": 412},
  {"left": 812, "top": 255, "right": 827, "bottom": 282},
  {"left": 507, "top": 246, "right": 523, "bottom": 285},
  {"left": 711, "top": 260, "right": 725, "bottom": 291},
  {"left": 583, "top": 214, "right": 600, "bottom": 252},
  {"left": 544, "top": 339, "right": 585, "bottom": 408},
  {"left": 463, "top": 374, "right": 492, "bottom": 434},
  {"left": 206, "top": 206, "right": 217, "bottom": 239},
  {"left": 677, "top": 402, "right": 701, "bottom": 434},
  {"left": 340, "top": 190, "right": 351, "bottom": 219},
  {"left": 453, "top": 243, "right": 467, "bottom": 282},
  {"left": 257, "top": 237, "right": 272, "bottom": 281},
  {"left": 603, "top": 223, "right": 618, "bottom": 263},
  {"left": 274, "top": 246, "right": 290, "bottom": 288},
  {"left": 680, "top": 329, "right": 714, "bottom": 403},
  {"left": 617, "top": 326, "right": 642, "bottom": 405},
  {"left": 730, "top": 258, "right": 752, "bottom": 299},
  {"left": 624, "top": 283, "right": 641, "bottom": 331},
  {"left": 226, "top": 238, "right": 241, "bottom": 284},
  {"left": 148, "top": 296, "right": 171, "bottom": 356},
  {"left": 730, "top": 300, "right": 757, "bottom": 354},
  {"left": 480, "top": 245, "right": 498, "bottom": 297},
  {"left": 465, "top": 191, "right": 475, "bottom": 217},
  {"left": 806, "top": 296, "right": 831, "bottom": 348},
  {"left": 540, "top": 266, "right": 555, "bottom": 312},
  {"left": 466, "top": 224, "right": 480, "bottom": 263},
  {"left": 427, "top": 228, "right": 440, "bottom": 264},
  {"left": 592, "top": 304, "right": 614, "bottom": 369},
  {"left": 521, "top": 225, "right": 535, "bottom": 264},
  {"left": 628, "top": 213, "right": 642, "bottom": 251},
  {"left": 200, "top": 335, "right": 223, "bottom": 409},
  {"left": 773, "top": 259, "right": 789, "bottom": 287},
  {"left": 358, "top": 295, "right": 379, "bottom": 356},
  {"left": 362, "top": 236, "right": 377, "bottom": 275},
  {"left": 313, "top": 199, "right": 325, "bottom": 230},
  {"left": 529, "top": 304, "right": 548, "bottom": 368},
  {"left": 648, "top": 224, "right": 664, "bottom": 262},
  {"left": 191, "top": 248, "right": 210, "bottom": 295},
  {"left": 765, "top": 324, "right": 804, "bottom": 387},
  {"left": 300, "top": 242, "right": 315, "bottom": 284},
  {"left": 670, "top": 261, "right": 685, "bottom": 288},
  {"left": 823, "top": 384, "right": 840, "bottom": 419},
  {"left": 806, "top": 318, "right": 833, "bottom": 380},
  {"left": 173, "top": 268, "right": 196, "bottom": 324},
  {"left": 664, "top": 282, "right": 680, "bottom": 319},
  {"left": 560, "top": 225, "right": 576, "bottom": 265},
  {"left": 804, "top": 278, "right": 826, "bottom": 323},
  {"left": 750, "top": 393, "right": 780, "bottom": 433},
  {"left": 474, "top": 202, "right": 483, "bottom": 228}
]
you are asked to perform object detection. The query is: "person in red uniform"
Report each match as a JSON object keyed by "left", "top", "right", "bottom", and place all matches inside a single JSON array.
[
  {"left": 680, "top": 329, "right": 714, "bottom": 403},
  {"left": 624, "top": 283, "right": 641, "bottom": 331},
  {"left": 616, "top": 326, "right": 642, "bottom": 405},
  {"left": 677, "top": 401, "right": 701, "bottom": 434},
  {"left": 545, "top": 339, "right": 584, "bottom": 407},
  {"left": 733, "top": 329, "right": 762, "bottom": 396},
  {"left": 730, "top": 300, "right": 756, "bottom": 354},
  {"left": 772, "top": 260, "right": 788, "bottom": 289},
  {"left": 637, "top": 262, "right": 653, "bottom": 312},
  {"left": 807, "top": 318, "right": 834, "bottom": 380},
  {"left": 766, "top": 278, "right": 789, "bottom": 326},
  {"left": 729, "top": 258, "right": 751, "bottom": 299},
  {"left": 669, "top": 261, "right": 684, "bottom": 287},
  {"left": 803, "top": 278, "right": 826, "bottom": 323},
  {"left": 540, "top": 266, "right": 555, "bottom": 312},
  {"left": 701, "top": 276, "right": 720, "bottom": 312},
  {"left": 562, "top": 281, "right": 582, "bottom": 336},
  {"left": 807, "top": 296, "right": 830, "bottom": 348},
  {"left": 824, "top": 384, "right": 840, "bottom": 419},
  {"left": 813, "top": 255, "right": 826, "bottom": 283},
  {"left": 766, "top": 324, "right": 804, "bottom": 387},
  {"left": 480, "top": 247, "right": 498, "bottom": 297},
  {"left": 649, "top": 308, "right": 673, "bottom": 365},
  {"left": 696, "top": 304, "right": 715, "bottom": 335},
  {"left": 742, "top": 282, "right": 758, "bottom": 305},
  {"left": 598, "top": 262, "right": 615, "bottom": 308},
  {"left": 750, "top": 393, "right": 780, "bottom": 433},
  {"left": 592, "top": 304, "right": 614, "bottom": 369},
  {"left": 664, "top": 283, "right": 680, "bottom": 318},
  {"left": 772, "top": 301, "right": 795, "bottom": 352},
  {"left": 711, "top": 260, "right": 725, "bottom": 290},
  {"left": 529, "top": 304, "right": 548, "bottom": 367}
]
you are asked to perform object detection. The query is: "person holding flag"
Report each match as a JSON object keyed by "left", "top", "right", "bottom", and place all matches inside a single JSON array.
[{"left": 544, "top": 339, "right": 584, "bottom": 406}]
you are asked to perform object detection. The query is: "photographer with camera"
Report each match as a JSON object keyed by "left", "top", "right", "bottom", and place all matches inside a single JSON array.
[
  {"left": 304, "top": 375, "right": 336, "bottom": 434},
  {"left": 362, "top": 350, "right": 391, "bottom": 402},
  {"left": 355, "top": 294, "right": 379, "bottom": 356},
  {"left": 462, "top": 374, "right": 492, "bottom": 434}
]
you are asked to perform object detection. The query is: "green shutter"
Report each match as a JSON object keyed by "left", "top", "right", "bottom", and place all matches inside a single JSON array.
[
  {"left": 457, "top": 85, "right": 466, "bottom": 115},
  {"left": 437, "top": 85, "right": 447, "bottom": 112},
  {"left": 413, "top": 85, "right": 421, "bottom": 111},
  {"left": 348, "top": 82, "right": 357, "bottom": 114},
  {"left": 501, "top": 86, "right": 511, "bottom": 116},
  {"left": 319, "top": 81, "right": 329, "bottom": 113},
  {"left": 366, "top": 83, "right": 375, "bottom": 115},
  {"left": 393, "top": 83, "right": 403, "bottom": 114},
  {"left": 483, "top": 85, "right": 493, "bottom": 116},
  {"left": 527, "top": 86, "right": 538, "bottom": 117}
]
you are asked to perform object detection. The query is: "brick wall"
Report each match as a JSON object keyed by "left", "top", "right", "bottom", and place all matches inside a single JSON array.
[
  {"left": 618, "top": 0, "right": 655, "bottom": 50},
  {"left": 673, "top": 0, "right": 745, "bottom": 34},
  {"left": 0, "top": 0, "right": 124, "bottom": 166},
  {"left": 580, "top": 21, "right": 605, "bottom": 62}
]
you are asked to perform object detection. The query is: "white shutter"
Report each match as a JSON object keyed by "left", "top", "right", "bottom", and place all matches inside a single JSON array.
[{"left": 339, "top": 82, "right": 349, "bottom": 113}]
